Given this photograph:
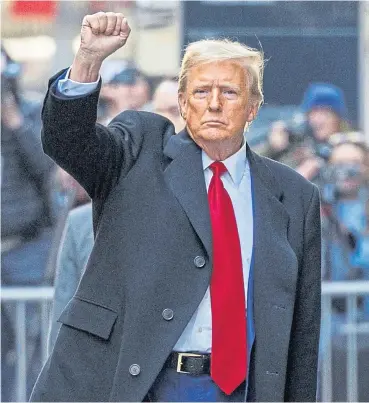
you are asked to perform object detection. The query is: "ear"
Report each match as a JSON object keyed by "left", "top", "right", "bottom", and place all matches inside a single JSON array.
[
  {"left": 178, "top": 92, "right": 187, "bottom": 120},
  {"left": 246, "top": 103, "right": 259, "bottom": 123}
]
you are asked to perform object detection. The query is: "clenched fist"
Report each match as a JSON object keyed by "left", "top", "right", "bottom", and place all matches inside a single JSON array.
[
  {"left": 80, "top": 12, "right": 131, "bottom": 61},
  {"left": 70, "top": 12, "right": 131, "bottom": 82}
]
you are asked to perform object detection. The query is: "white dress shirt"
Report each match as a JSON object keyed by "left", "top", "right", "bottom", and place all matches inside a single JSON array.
[
  {"left": 174, "top": 143, "right": 253, "bottom": 352},
  {"left": 57, "top": 71, "right": 254, "bottom": 353}
]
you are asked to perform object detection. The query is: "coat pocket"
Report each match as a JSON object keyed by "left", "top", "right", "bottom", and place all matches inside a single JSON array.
[{"left": 57, "top": 296, "right": 118, "bottom": 340}]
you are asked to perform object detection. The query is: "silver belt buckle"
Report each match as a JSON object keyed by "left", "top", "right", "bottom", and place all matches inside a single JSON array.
[{"left": 176, "top": 352, "right": 203, "bottom": 374}]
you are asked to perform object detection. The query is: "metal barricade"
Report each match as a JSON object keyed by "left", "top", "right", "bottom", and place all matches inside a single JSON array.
[
  {"left": 1, "top": 287, "right": 54, "bottom": 402},
  {"left": 321, "top": 281, "right": 369, "bottom": 402},
  {"left": 2, "top": 282, "right": 369, "bottom": 402}
]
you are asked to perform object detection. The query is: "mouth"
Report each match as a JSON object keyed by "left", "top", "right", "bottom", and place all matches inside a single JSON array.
[{"left": 203, "top": 121, "right": 225, "bottom": 126}]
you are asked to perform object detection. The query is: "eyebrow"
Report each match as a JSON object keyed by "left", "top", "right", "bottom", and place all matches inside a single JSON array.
[{"left": 192, "top": 82, "right": 241, "bottom": 90}]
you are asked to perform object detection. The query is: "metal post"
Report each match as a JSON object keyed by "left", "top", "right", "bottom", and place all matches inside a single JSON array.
[
  {"left": 15, "top": 302, "right": 27, "bottom": 402},
  {"left": 41, "top": 301, "right": 51, "bottom": 364},
  {"left": 359, "top": 1, "right": 369, "bottom": 142},
  {"left": 322, "top": 294, "right": 333, "bottom": 402},
  {"left": 346, "top": 295, "right": 358, "bottom": 402}
]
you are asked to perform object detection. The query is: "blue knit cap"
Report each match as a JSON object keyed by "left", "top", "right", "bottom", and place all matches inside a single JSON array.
[{"left": 301, "top": 83, "right": 347, "bottom": 119}]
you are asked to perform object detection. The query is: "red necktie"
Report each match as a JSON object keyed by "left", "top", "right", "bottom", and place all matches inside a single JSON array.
[{"left": 208, "top": 161, "right": 247, "bottom": 395}]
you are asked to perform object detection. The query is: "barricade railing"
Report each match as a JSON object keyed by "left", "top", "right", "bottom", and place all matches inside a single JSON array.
[
  {"left": 2, "top": 282, "right": 369, "bottom": 402},
  {"left": 321, "top": 281, "right": 369, "bottom": 402},
  {"left": 1, "top": 287, "right": 54, "bottom": 402}
]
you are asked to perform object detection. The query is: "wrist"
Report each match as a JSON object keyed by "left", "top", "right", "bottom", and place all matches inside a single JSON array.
[{"left": 69, "top": 49, "right": 103, "bottom": 83}]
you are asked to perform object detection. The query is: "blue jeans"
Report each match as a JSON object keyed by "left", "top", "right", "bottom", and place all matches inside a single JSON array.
[{"left": 147, "top": 364, "right": 247, "bottom": 402}]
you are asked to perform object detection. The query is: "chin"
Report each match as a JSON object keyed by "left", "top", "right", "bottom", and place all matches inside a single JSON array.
[{"left": 198, "top": 128, "right": 230, "bottom": 142}]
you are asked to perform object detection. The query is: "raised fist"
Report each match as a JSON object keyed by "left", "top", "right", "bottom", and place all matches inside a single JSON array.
[{"left": 79, "top": 12, "right": 131, "bottom": 63}]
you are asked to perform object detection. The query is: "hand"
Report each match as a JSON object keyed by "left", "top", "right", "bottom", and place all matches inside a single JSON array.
[
  {"left": 56, "top": 168, "right": 90, "bottom": 204},
  {"left": 296, "top": 157, "right": 322, "bottom": 180},
  {"left": 1, "top": 93, "right": 23, "bottom": 130},
  {"left": 268, "top": 121, "right": 289, "bottom": 152},
  {"left": 70, "top": 12, "right": 131, "bottom": 82},
  {"left": 79, "top": 12, "right": 130, "bottom": 62}
]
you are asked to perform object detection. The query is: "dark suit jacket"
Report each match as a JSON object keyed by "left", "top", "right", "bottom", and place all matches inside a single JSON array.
[{"left": 30, "top": 71, "right": 321, "bottom": 402}]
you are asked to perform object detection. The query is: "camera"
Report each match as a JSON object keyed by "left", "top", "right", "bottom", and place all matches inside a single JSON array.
[
  {"left": 1, "top": 47, "right": 21, "bottom": 104},
  {"left": 321, "top": 163, "right": 363, "bottom": 204},
  {"left": 283, "top": 114, "right": 333, "bottom": 161}
]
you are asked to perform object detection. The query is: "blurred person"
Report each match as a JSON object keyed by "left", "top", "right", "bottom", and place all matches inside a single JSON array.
[
  {"left": 318, "top": 137, "right": 369, "bottom": 399},
  {"left": 98, "top": 60, "right": 150, "bottom": 124},
  {"left": 321, "top": 136, "right": 369, "bottom": 289},
  {"left": 131, "top": 72, "right": 151, "bottom": 110},
  {"left": 1, "top": 47, "right": 55, "bottom": 283},
  {"left": 31, "top": 13, "right": 321, "bottom": 402},
  {"left": 43, "top": 167, "right": 91, "bottom": 285},
  {"left": 265, "top": 83, "right": 349, "bottom": 183},
  {"left": 152, "top": 79, "right": 185, "bottom": 132},
  {"left": 47, "top": 203, "right": 93, "bottom": 355},
  {"left": 1, "top": 45, "right": 55, "bottom": 401},
  {"left": 53, "top": 166, "right": 91, "bottom": 210}
]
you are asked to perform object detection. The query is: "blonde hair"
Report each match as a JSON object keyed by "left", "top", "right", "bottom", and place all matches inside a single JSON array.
[{"left": 179, "top": 39, "right": 264, "bottom": 108}]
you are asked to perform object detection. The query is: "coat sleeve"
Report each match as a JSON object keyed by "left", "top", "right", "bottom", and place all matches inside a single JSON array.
[
  {"left": 285, "top": 185, "right": 322, "bottom": 401},
  {"left": 47, "top": 213, "right": 81, "bottom": 355},
  {"left": 41, "top": 71, "right": 145, "bottom": 200}
]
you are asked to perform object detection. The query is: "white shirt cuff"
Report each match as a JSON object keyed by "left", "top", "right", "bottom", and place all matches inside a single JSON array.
[{"left": 57, "top": 67, "right": 100, "bottom": 97}]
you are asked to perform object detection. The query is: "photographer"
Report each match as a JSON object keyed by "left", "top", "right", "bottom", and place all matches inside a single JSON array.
[
  {"left": 1, "top": 45, "right": 56, "bottom": 283},
  {"left": 265, "top": 82, "right": 349, "bottom": 184},
  {"left": 1, "top": 45, "right": 56, "bottom": 401},
  {"left": 321, "top": 136, "right": 369, "bottom": 314}
]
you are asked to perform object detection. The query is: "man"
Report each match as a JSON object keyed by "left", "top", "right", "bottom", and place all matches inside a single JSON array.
[
  {"left": 319, "top": 137, "right": 369, "bottom": 400},
  {"left": 322, "top": 137, "right": 369, "bottom": 285},
  {"left": 265, "top": 82, "right": 349, "bottom": 181},
  {"left": 152, "top": 79, "right": 185, "bottom": 133},
  {"left": 31, "top": 11, "right": 321, "bottom": 402},
  {"left": 1, "top": 45, "right": 55, "bottom": 401}
]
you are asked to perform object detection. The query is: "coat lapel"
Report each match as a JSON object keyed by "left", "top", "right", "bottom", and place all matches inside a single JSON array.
[
  {"left": 247, "top": 146, "right": 298, "bottom": 401},
  {"left": 163, "top": 129, "right": 213, "bottom": 259}
]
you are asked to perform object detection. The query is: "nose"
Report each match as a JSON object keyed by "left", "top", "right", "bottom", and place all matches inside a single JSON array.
[{"left": 208, "top": 88, "right": 222, "bottom": 112}]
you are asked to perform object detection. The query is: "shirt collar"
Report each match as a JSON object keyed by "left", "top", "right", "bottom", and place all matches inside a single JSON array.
[{"left": 202, "top": 138, "right": 248, "bottom": 186}]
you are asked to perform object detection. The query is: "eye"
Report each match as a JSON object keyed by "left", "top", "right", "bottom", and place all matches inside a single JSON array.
[
  {"left": 223, "top": 89, "right": 238, "bottom": 98},
  {"left": 193, "top": 89, "right": 209, "bottom": 98}
]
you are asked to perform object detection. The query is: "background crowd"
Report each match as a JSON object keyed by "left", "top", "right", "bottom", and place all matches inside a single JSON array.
[{"left": 1, "top": 0, "right": 369, "bottom": 401}]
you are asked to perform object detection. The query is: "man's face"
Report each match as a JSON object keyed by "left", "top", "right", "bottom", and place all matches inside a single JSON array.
[
  {"left": 100, "top": 83, "right": 131, "bottom": 105},
  {"left": 308, "top": 107, "right": 341, "bottom": 142},
  {"left": 329, "top": 143, "right": 366, "bottom": 195},
  {"left": 178, "top": 61, "right": 257, "bottom": 147},
  {"left": 130, "top": 77, "right": 150, "bottom": 110},
  {"left": 153, "top": 81, "right": 184, "bottom": 133}
]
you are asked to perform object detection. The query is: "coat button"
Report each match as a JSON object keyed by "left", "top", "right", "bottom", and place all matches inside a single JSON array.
[
  {"left": 162, "top": 308, "right": 174, "bottom": 321},
  {"left": 129, "top": 364, "right": 141, "bottom": 376},
  {"left": 194, "top": 256, "right": 206, "bottom": 268}
]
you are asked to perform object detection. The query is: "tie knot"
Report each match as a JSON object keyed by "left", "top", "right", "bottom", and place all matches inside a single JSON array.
[{"left": 210, "top": 161, "right": 227, "bottom": 177}]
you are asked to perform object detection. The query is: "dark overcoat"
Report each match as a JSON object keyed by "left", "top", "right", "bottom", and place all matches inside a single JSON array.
[{"left": 30, "top": 71, "right": 321, "bottom": 402}]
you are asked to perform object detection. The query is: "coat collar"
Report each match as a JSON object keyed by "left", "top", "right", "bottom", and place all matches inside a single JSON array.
[
  {"left": 163, "top": 128, "right": 284, "bottom": 204},
  {"left": 163, "top": 128, "right": 287, "bottom": 260}
]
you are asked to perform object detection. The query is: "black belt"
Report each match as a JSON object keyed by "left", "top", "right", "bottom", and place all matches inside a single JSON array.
[{"left": 166, "top": 352, "right": 211, "bottom": 375}]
